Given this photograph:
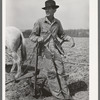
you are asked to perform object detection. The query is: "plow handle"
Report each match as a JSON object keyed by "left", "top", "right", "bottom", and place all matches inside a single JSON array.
[{"left": 34, "top": 42, "right": 39, "bottom": 97}]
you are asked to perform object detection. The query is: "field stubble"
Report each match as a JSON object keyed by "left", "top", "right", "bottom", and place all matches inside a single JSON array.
[{"left": 6, "top": 37, "right": 89, "bottom": 100}]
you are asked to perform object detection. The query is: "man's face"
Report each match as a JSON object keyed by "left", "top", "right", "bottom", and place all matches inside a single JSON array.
[{"left": 45, "top": 7, "right": 56, "bottom": 17}]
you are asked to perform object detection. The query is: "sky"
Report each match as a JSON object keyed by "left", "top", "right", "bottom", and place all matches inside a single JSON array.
[{"left": 6, "top": 0, "right": 89, "bottom": 30}]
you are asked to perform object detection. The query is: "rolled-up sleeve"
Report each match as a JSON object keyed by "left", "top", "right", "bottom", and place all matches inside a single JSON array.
[
  {"left": 29, "top": 20, "right": 40, "bottom": 42},
  {"left": 57, "top": 20, "right": 65, "bottom": 40}
]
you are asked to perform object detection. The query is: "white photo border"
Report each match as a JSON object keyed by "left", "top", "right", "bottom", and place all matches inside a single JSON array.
[{"left": 2, "top": 0, "right": 98, "bottom": 100}]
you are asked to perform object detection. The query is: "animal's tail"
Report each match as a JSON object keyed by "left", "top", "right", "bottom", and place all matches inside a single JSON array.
[{"left": 20, "top": 33, "right": 27, "bottom": 61}]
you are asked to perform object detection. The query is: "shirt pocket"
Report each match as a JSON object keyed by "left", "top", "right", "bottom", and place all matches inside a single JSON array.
[
  {"left": 41, "top": 28, "right": 50, "bottom": 40},
  {"left": 41, "top": 28, "right": 49, "bottom": 35}
]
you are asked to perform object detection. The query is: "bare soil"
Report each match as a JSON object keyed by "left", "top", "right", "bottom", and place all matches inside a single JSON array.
[{"left": 5, "top": 38, "right": 89, "bottom": 100}]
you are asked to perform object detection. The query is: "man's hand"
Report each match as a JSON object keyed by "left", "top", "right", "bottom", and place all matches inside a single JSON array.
[
  {"left": 63, "top": 35, "right": 71, "bottom": 41},
  {"left": 29, "top": 36, "right": 38, "bottom": 43},
  {"left": 37, "top": 37, "right": 44, "bottom": 42},
  {"left": 62, "top": 35, "right": 75, "bottom": 47}
]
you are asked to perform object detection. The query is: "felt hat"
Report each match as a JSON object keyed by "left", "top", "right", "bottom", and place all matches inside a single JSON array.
[{"left": 42, "top": 0, "right": 59, "bottom": 10}]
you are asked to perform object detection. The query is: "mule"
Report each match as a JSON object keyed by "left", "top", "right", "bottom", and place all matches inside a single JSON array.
[{"left": 6, "top": 26, "right": 27, "bottom": 78}]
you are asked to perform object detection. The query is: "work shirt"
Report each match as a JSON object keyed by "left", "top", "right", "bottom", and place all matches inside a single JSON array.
[{"left": 29, "top": 16, "right": 65, "bottom": 42}]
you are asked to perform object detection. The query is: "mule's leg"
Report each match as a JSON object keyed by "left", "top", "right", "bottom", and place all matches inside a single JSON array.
[
  {"left": 11, "top": 52, "right": 22, "bottom": 78},
  {"left": 10, "top": 52, "right": 17, "bottom": 73},
  {"left": 15, "top": 57, "right": 22, "bottom": 79},
  {"left": 10, "top": 59, "right": 16, "bottom": 73}
]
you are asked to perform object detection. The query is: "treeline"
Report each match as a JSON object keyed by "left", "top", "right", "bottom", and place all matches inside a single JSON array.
[
  {"left": 22, "top": 30, "right": 32, "bottom": 38},
  {"left": 64, "top": 29, "right": 89, "bottom": 37},
  {"left": 22, "top": 29, "right": 89, "bottom": 38}
]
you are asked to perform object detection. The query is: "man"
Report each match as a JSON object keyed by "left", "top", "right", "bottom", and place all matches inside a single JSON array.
[{"left": 29, "top": 0, "right": 75, "bottom": 100}]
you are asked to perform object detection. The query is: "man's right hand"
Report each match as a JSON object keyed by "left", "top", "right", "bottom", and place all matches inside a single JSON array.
[{"left": 37, "top": 37, "right": 44, "bottom": 42}]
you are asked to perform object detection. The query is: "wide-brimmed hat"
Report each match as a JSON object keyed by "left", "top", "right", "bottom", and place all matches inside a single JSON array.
[{"left": 42, "top": 0, "right": 59, "bottom": 10}]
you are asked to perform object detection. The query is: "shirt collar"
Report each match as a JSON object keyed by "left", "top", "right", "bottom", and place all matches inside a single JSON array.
[{"left": 44, "top": 16, "right": 57, "bottom": 25}]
